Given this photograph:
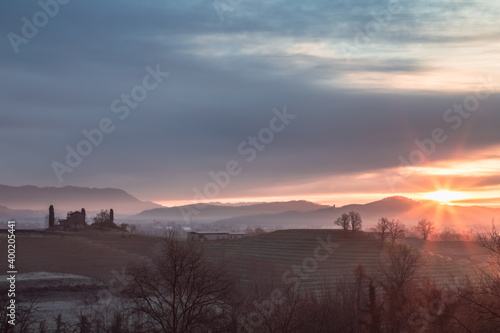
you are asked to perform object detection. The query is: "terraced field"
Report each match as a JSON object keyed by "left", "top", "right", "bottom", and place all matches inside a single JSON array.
[
  {"left": 0, "top": 228, "right": 490, "bottom": 293},
  {"left": 205, "top": 229, "right": 489, "bottom": 290}
]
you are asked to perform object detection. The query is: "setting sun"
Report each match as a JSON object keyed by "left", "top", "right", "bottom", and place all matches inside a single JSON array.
[{"left": 424, "top": 190, "right": 468, "bottom": 203}]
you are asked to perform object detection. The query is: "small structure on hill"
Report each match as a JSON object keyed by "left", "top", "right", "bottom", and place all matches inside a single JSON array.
[
  {"left": 188, "top": 231, "right": 247, "bottom": 241},
  {"left": 59, "top": 209, "right": 86, "bottom": 229}
]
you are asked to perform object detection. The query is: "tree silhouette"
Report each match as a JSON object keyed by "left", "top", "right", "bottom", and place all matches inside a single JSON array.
[
  {"left": 91, "top": 209, "right": 118, "bottom": 228},
  {"left": 373, "top": 217, "right": 390, "bottom": 244},
  {"left": 457, "top": 224, "right": 500, "bottom": 327},
  {"left": 379, "top": 244, "right": 421, "bottom": 332},
  {"left": 335, "top": 213, "right": 350, "bottom": 232},
  {"left": 92, "top": 209, "right": 110, "bottom": 227},
  {"left": 125, "top": 233, "right": 234, "bottom": 332},
  {"left": 415, "top": 219, "right": 435, "bottom": 240},
  {"left": 388, "top": 220, "right": 406, "bottom": 245},
  {"left": 367, "top": 278, "right": 381, "bottom": 333},
  {"left": 349, "top": 211, "right": 362, "bottom": 232},
  {"left": 81, "top": 208, "right": 86, "bottom": 225},
  {"left": 49, "top": 205, "right": 55, "bottom": 228}
]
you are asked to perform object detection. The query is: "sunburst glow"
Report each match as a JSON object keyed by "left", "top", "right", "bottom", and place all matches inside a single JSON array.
[{"left": 424, "top": 190, "right": 468, "bottom": 203}]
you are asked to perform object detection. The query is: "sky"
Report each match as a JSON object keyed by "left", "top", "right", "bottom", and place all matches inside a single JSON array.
[{"left": 1, "top": 0, "right": 500, "bottom": 207}]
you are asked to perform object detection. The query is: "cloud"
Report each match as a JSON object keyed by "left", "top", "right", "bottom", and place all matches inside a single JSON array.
[{"left": 0, "top": 0, "right": 499, "bottom": 203}]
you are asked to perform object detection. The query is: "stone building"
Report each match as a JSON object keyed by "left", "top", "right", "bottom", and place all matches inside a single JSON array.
[{"left": 59, "top": 209, "right": 86, "bottom": 229}]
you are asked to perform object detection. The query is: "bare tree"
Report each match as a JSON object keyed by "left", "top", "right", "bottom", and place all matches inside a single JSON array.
[
  {"left": 349, "top": 211, "right": 362, "bottom": 232},
  {"left": 380, "top": 244, "right": 420, "bottom": 292},
  {"left": 335, "top": 213, "right": 350, "bottom": 232},
  {"left": 92, "top": 209, "right": 110, "bottom": 226},
  {"left": 415, "top": 219, "right": 435, "bottom": 240},
  {"left": 249, "top": 285, "right": 311, "bottom": 333},
  {"left": 373, "top": 218, "right": 391, "bottom": 244},
  {"left": 455, "top": 224, "right": 500, "bottom": 328},
  {"left": 124, "top": 234, "right": 234, "bottom": 332},
  {"left": 477, "top": 224, "right": 500, "bottom": 258},
  {"left": 379, "top": 244, "right": 421, "bottom": 333},
  {"left": 354, "top": 265, "right": 381, "bottom": 333},
  {"left": 92, "top": 209, "right": 118, "bottom": 228},
  {"left": 0, "top": 295, "right": 41, "bottom": 333},
  {"left": 437, "top": 227, "right": 462, "bottom": 241},
  {"left": 388, "top": 220, "right": 406, "bottom": 245}
]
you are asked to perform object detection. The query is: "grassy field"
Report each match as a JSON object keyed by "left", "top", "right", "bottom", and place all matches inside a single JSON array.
[{"left": 0, "top": 229, "right": 163, "bottom": 283}]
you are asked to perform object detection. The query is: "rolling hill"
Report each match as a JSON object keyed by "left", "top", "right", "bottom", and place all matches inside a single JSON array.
[
  {"left": 211, "top": 196, "right": 500, "bottom": 230},
  {"left": 205, "top": 229, "right": 486, "bottom": 290},
  {"left": 2, "top": 229, "right": 487, "bottom": 291}
]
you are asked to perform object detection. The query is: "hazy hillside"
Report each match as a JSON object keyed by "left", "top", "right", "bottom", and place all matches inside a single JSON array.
[
  {"left": 0, "top": 205, "right": 45, "bottom": 219},
  {"left": 0, "top": 185, "right": 161, "bottom": 215},
  {"left": 212, "top": 196, "right": 500, "bottom": 230},
  {"left": 137, "top": 200, "right": 329, "bottom": 222}
]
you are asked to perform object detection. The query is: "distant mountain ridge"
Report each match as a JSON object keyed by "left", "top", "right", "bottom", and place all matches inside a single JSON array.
[
  {"left": 2, "top": 184, "right": 499, "bottom": 230},
  {"left": 137, "top": 200, "right": 330, "bottom": 222},
  {"left": 0, "top": 185, "right": 161, "bottom": 215},
  {"left": 211, "top": 196, "right": 500, "bottom": 230},
  {"left": 0, "top": 205, "right": 45, "bottom": 219}
]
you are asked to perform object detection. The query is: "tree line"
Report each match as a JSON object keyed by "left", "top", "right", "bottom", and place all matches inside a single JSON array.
[{"left": 334, "top": 211, "right": 437, "bottom": 241}]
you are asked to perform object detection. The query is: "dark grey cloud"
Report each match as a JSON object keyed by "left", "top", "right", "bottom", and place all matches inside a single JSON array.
[{"left": 0, "top": 0, "right": 499, "bottom": 202}]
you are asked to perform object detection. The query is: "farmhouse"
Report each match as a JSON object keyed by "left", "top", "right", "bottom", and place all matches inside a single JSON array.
[
  {"left": 188, "top": 231, "right": 247, "bottom": 241},
  {"left": 59, "top": 210, "right": 86, "bottom": 229}
]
